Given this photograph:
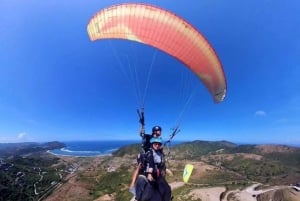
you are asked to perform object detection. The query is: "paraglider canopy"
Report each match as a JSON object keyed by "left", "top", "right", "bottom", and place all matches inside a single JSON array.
[
  {"left": 183, "top": 164, "right": 194, "bottom": 183},
  {"left": 87, "top": 3, "right": 227, "bottom": 103}
]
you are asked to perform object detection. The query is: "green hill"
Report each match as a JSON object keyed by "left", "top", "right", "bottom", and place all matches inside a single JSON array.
[{"left": 1, "top": 140, "right": 300, "bottom": 201}]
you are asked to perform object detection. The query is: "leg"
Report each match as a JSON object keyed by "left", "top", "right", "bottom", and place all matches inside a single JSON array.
[
  {"left": 135, "top": 175, "right": 149, "bottom": 201},
  {"left": 157, "top": 177, "right": 172, "bottom": 201}
]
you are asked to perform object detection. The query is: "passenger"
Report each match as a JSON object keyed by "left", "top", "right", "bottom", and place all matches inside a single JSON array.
[
  {"left": 135, "top": 137, "right": 172, "bottom": 201},
  {"left": 129, "top": 126, "right": 163, "bottom": 193}
]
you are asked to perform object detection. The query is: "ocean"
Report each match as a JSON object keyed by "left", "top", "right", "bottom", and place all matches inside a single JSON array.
[
  {"left": 48, "top": 140, "right": 140, "bottom": 157},
  {"left": 48, "top": 140, "right": 300, "bottom": 157}
]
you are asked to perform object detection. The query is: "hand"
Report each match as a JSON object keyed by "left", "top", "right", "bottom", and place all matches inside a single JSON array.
[{"left": 129, "top": 187, "right": 136, "bottom": 195}]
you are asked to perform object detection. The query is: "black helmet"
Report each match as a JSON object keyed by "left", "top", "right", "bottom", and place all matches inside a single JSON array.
[{"left": 152, "top": 126, "right": 162, "bottom": 133}]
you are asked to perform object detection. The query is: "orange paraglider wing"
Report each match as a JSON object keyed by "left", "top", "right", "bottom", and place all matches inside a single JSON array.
[{"left": 87, "top": 3, "right": 226, "bottom": 103}]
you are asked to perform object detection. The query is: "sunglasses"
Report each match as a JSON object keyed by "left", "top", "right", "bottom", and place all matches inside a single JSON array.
[{"left": 153, "top": 143, "right": 162, "bottom": 146}]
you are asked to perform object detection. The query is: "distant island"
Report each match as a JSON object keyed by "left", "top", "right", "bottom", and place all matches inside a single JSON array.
[{"left": 0, "top": 140, "right": 300, "bottom": 201}]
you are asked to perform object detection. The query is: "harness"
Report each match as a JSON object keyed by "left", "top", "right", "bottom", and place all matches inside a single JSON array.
[
  {"left": 137, "top": 148, "right": 166, "bottom": 178},
  {"left": 141, "top": 134, "right": 152, "bottom": 152},
  {"left": 136, "top": 109, "right": 172, "bottom": 201}
]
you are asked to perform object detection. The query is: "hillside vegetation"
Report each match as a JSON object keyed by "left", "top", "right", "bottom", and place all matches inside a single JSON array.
[
  {"left": 1, "top": 140, "right": 300, "bottom": 201},
  {"left": 171, "top": 141, "right": 300, "bottom": 185},
  {"left": 88, "top": 140, "right": 300, "bottom": 200}
]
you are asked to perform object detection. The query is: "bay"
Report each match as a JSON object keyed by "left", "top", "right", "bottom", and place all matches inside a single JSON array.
[{"left": 48, "top": 140, "right": 139, "bottom": 157}]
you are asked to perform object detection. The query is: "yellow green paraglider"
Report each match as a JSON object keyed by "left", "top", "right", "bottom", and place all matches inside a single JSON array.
[{"left": 183, "top": 164, "right": 194, "bottom": 183}]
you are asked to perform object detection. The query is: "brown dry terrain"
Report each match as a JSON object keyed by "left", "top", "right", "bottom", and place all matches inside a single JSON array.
[
  {"left": 45, "top": 156, "right": 105, "bottom": 201},
  {"left": 45, "top": 175, "right": 92, "bottom": 201},
  {"left": 257, "top": 187, "right": 300, "bottom": 201},
  {"left": 256, "top": 145, "right": 298, "bottom": 154},
  {"left": 43, "top": 147, "right": 300, "bottom": 201},
  {"left": 201, "top": 153, "right": 263, "bottom": 162},
  {"left": 45, "top": 155, "right": 137, "bottom": 201}
]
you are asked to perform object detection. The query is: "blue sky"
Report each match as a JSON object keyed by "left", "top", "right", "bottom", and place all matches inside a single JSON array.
[{"left": 0, "top": 0, "right": 299, "bottom": 144}]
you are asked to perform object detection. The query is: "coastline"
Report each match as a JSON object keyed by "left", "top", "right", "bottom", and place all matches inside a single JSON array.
[
  {"left": 46, "top": 149, "right": 113, "bottom": 158},
  {"left": 45, "top": 140, "right": 130, "bottom": 157}
]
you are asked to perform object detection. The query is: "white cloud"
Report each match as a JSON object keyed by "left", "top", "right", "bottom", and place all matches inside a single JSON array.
[
  {"left": 0, "top": 137, "right": 8, "bottom": 142},
  {"left": 255, "top": 110, "right": 266, "bottom": 117},
  {"left": 17, "top": 132, "right": 27, "bottom": 140},
  {"left": 0, "top": 132, "right": 28, "bottom": 143}
]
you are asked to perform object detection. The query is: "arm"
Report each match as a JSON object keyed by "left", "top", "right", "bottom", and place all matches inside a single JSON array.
[
  {"left": 147, "top": 168, "right": 154, "bottom": 181},
  {"left": 130, "top": 163, "right": 141, "bottom": 188},
  {"left": 146, "top": 151, "right": 155, "bottom": 181}
]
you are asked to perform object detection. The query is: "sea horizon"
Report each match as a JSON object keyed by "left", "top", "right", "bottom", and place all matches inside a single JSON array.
[
  {"left": 1, "top": 139, "right": 299, "bottom": 158},
  {"left": 1, "top": 139, "right": 299, "bottom": 147}
]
